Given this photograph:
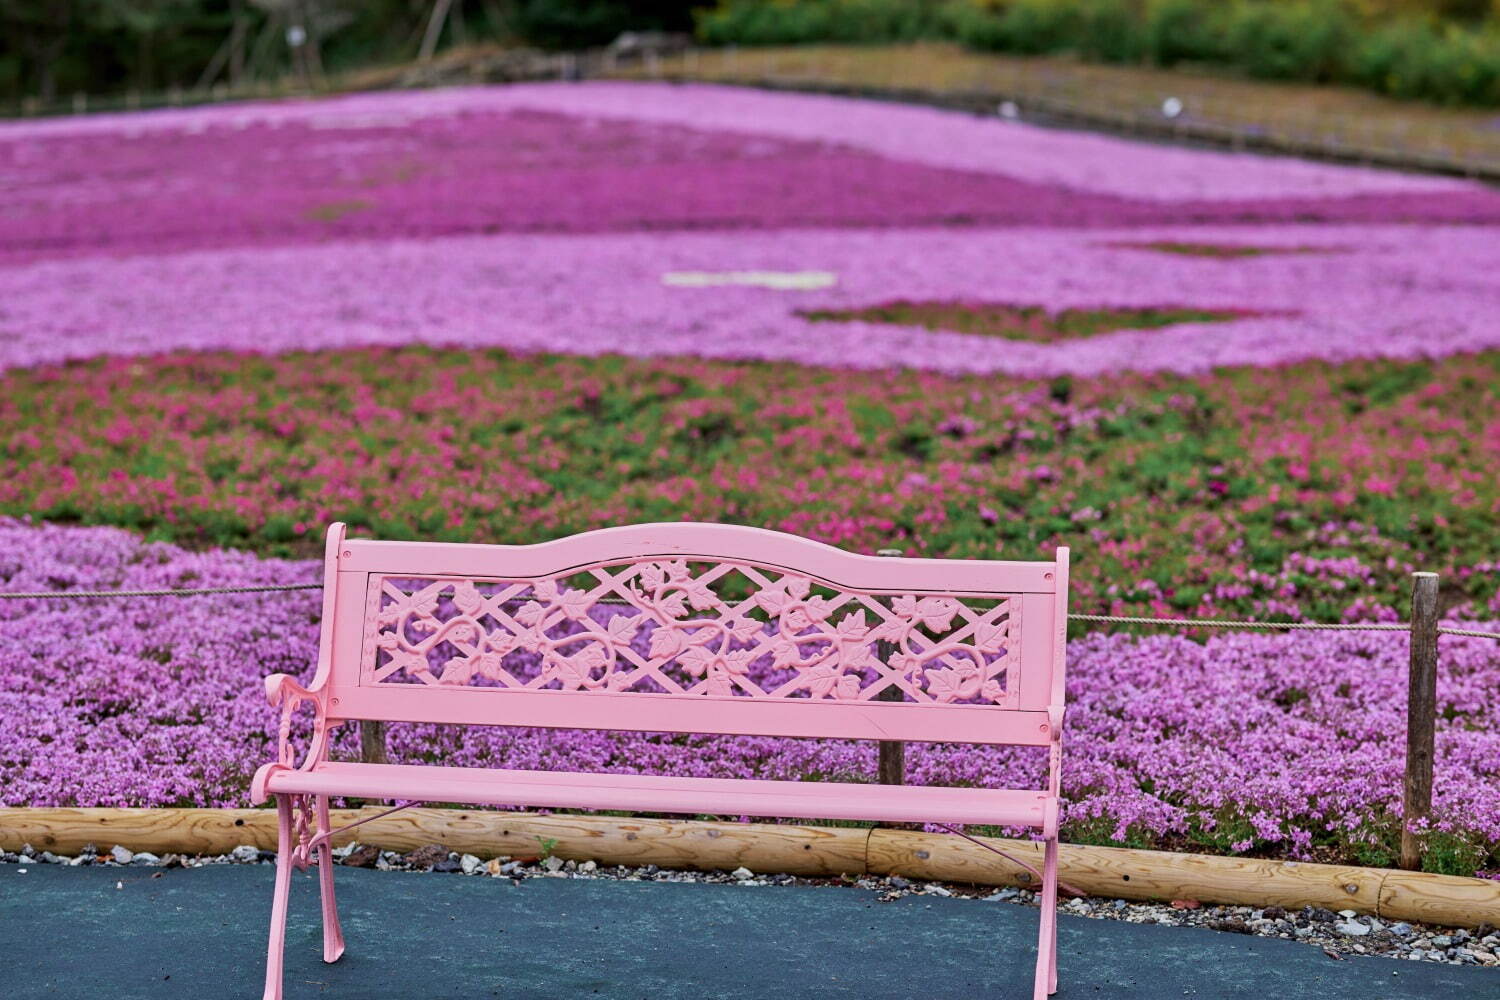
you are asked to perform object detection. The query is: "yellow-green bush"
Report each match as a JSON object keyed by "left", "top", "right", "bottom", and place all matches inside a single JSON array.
[
  {"left": 1224, "top": 1, "right": 1357, "bottom": 81},
  {"left": 696, "top": 0, "right": 1500, "bottom": 106}
]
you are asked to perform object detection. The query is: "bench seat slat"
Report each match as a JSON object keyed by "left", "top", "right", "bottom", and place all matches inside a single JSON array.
[{"left": 265, "top": 762, "right": 1052, "bottom": 828}]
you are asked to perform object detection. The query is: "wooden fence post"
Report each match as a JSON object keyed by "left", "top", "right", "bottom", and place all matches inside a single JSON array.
[
  {"left": 875, "top": 549, "right": 905, "bottom": 787},
  {"left": 1401, "top": 571, "right": 1440, "bottom": 871},
  {"left": 361, "top": 720, "right": 389, "bottom": 766}
]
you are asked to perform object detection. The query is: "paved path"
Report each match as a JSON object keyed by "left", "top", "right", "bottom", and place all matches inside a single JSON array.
[{"left": 4, "top": 865, "right": 1498, "bottom": 999}]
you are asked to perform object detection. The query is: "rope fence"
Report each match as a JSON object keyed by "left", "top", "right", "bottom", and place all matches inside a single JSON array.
[{"left": 0, "top": 582, "right": 1493, "bottom": 639}]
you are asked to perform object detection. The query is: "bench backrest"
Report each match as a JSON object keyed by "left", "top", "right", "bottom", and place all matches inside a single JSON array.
[{"left": 311, "top": 523, "right": 1068, "bottom": 748}]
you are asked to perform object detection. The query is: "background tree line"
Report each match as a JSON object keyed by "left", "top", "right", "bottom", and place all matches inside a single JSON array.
[
  {"left": 2, "top": 0, "right": 1496, "bottom": 107},
  {"left": 0, "top": 1, "right": 697, "bottom": 104}
]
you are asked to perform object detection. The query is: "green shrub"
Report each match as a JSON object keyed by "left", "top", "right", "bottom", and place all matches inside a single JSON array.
[
  {"left": 1402, "top": 25, "right": 1500, "bottom": 104},
  {"left": 847, "top": 0, "right": 952, "bottom": 41},
  {"left": 1422, "top": 831, "right": 1489, "bottom": 876},
  {"left": 1351, "top": 18, "right": 1500, "bottom": 103},
  {"left": 698, "top": 0, "right": 1500, "bottom": 106},
  {"left": 1225, "top": 2, "right": 1355, "bottom": 82},
  {"left": 1142, "top": 0, "right": 1229, "bottom": 66},
  {"left": 697, "top": 1, "right": 830, "bottom": 45},
  {"left": 943, "top": 0, "right": 1017, "bottom": 49},
  {"left": 1077, "top": 0, "right": 1148, "bottom": 63},
  {"left": 698, "top": 0, "right": 949, "bottom": 46},
  {"left": 997, "top": 0, "right": 1086, "bottom": 54},
  {"left": 1351, "top": 20, "right": 1420, "bottom": 94}
]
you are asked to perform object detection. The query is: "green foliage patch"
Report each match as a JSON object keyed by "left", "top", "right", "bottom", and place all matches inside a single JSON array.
[{"left": 797, "top": 301, "right": 1250, "bottom": 342}]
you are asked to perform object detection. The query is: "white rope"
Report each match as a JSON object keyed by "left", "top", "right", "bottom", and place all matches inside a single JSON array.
[
  {"left": 1070, "top": 613, "right": 1500, "bottom": 640},
  {"left": 1436, "top": 626, "right": 1500, "bottom": 640},
  {"left": 0, "top": 583, "right": 323, "bottom": 598},
  {"left": 0, "top": 585, "right": 1493, "bottom": 640},
  {"left": 1066, "top": 613, "right": 1408, "bottom": 632}
]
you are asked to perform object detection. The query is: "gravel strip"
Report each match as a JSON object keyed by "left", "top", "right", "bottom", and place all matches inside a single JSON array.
[{"left": 5, "top": 842, "right": 1495, "bottom": 968}]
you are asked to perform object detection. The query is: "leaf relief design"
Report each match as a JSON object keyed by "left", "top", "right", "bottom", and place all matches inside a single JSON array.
[{"left": 363, "top": 559, "right": 1020, "bottom": 707}]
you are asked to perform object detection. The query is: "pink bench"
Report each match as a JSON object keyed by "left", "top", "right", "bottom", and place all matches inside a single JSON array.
[{"left": 253, "top": 522, "right": 1070, "bottom": 999}]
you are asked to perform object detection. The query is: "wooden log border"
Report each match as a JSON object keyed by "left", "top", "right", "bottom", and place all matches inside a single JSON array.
[{"left": 2, "top": 807, "right": 1496, "bottom": 929}]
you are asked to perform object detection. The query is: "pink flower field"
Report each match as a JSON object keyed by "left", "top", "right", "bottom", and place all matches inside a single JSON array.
[
  {"left": 1, "top": 81, "right": 1496, "bottom": 871},
  {"left": 3, "top": 83, "right": 1498, "bottom": 376}
]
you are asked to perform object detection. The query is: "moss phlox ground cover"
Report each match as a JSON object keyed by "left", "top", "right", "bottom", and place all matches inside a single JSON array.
[{"left": 0, "top": 83, "right": 1495, "bottom": 873}]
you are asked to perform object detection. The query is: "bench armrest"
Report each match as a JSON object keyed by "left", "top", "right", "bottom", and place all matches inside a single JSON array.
[
  {"left": 264, "top": 673, "right": 331, "bottom": 774},
  {"left": 265, "top": 673, "right": 321, "bottom": 709}
]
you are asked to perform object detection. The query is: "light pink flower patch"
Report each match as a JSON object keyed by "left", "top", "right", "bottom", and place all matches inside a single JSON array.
[
  {"left": 2, "top": 82, "right": 1476, "bottom": 202},
  {"left": 2, "top": 224, "right": 1494, "bottom": 376}
]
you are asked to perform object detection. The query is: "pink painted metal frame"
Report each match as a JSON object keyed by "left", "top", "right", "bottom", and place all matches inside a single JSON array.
[{"left": 251, "top": 522, "right": 1070, "bottom": 999}]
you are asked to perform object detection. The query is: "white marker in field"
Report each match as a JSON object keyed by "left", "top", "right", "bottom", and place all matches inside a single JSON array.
[{"left": 662, "top": 271, "right": 837, "bottom": 291}]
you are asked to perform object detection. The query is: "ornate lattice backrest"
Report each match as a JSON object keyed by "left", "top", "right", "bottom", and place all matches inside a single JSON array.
[{"left": 316, "top": 524, "right": 1068, "bottom": 747}]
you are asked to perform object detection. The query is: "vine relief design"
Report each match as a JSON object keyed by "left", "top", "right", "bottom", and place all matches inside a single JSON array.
[{"left": 362, "top": 560, "right": 1020, "bottom": 707}]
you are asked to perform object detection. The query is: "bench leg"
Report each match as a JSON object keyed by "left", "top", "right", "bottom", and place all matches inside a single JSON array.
[
  {"left": 1033, "top": 836, "right": 1059, "bottom": 999},
  {"left": 315, "top": 795, "right": 346, "bottom": 963},
  {"left": 262, "top": 794, "right": 294, "bottom": 1000}
]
